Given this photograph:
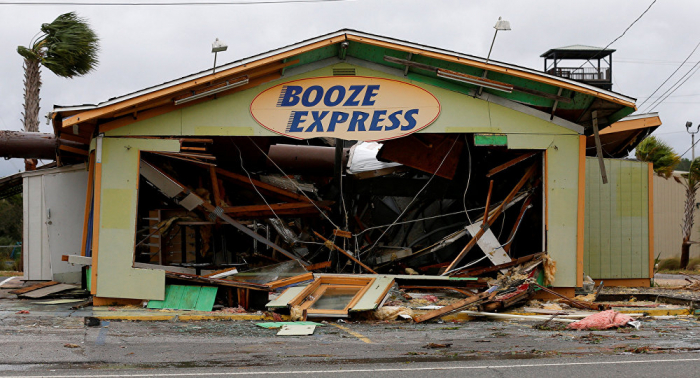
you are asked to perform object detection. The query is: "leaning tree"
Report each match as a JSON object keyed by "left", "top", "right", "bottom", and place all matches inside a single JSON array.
[{"left": 17, "top": 12, "right": 99, "bottom": 170}]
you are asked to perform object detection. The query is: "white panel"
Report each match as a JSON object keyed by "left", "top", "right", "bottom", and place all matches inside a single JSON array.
[
  {"left": 466, "top": 223, "right": 511, "bottom": 269},
  {"left": 24, "top": 175, "right": 49, "bottom": 280},
  {"left": 43, "top": 169, "right": 88, "bottom": 283}
]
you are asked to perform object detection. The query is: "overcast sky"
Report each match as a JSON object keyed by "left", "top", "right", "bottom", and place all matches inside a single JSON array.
[{"left": 1, "top": 0, "right": 698, "bottom": 177}]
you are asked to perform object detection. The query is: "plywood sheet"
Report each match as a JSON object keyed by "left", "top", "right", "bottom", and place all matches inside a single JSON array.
[
  {"left": 20, "top": 284, "right": 77, "bottom": 298},
  {"left": 465, "top": 223, "right": 511, "bottom": 268},
  {"left": 277, "top": 325, "right": 315, "bottom": 336}
]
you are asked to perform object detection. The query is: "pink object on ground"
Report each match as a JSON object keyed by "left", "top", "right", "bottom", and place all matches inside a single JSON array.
[{"left": 567, "top": 310, "right": 634, "bottom": 330}]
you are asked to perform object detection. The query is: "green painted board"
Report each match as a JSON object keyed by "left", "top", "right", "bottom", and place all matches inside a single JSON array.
[
  {"left": 194, "top": 286, "right": 218, "bottom": 311},
  {"left": 148, "top": 285, "right": 217, "bottom": 311},
  {"left": 147, "top": 284, "right": 173, "bottom": 309},
  {"left": 86, "top": 267, "right": 92, "bottom": 292},
  {"left": 474, "top": 134, "right": 507, "bottom": 146},
  {"left": 256, "top": 321, "right": 324, "bottom": 329},
  {"left": 178, "top": 286, "right": 202, "bottom": 310}
]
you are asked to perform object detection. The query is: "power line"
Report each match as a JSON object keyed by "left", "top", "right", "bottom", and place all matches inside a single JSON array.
[
  {"left": 0, "top": 0, "right": 348, "bottom": 5},
  {"left": 637, "top": 41, "right": 700, "bottom": 109},
  {"left": 646, "top": 61, "right": 700, "bottom": 112},
  {"left": 575, "top": 0, "right": 657, "bottom": 70}
]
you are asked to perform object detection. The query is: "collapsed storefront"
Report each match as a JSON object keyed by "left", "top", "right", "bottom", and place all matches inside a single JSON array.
[{"left": 45, "top": 30, "right": 640, "bottom": 310}]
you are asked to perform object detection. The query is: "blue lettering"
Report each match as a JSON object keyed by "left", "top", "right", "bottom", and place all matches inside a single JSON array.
[
  {"left": 401, "top": 109, "right": 419, "bottom": 131},
  {"left": 301, "top": 85, "right": 323, "bottom": 107},
  {"left": 287, "top": 111, "right": 308, "bottom": 133},
  {"left": 323, "top": 85, "right": 346, "bottom": 107},
  {"left": 369, "top": 110, "right": 387, "bottom": 131},
  {"left": 343, "top": 85, "right": 365, "bottom": 106},
  {"left": 305, "top": 111, "right": 329, "bottom": 132},
  {"left": 385, "top": 110, "right": 403, "bottom": 131},
  {"left": 348, "top": 111, "right": 369, "bottom": 132},
  {"left": 362, "top": 85, "right": 380, "bottom": 106},
  {"left": 278, "top": 85, "right": 303, "bottom": 107},
  {"left": 328, "top": 111, "right": 349, "bottom": 132}
]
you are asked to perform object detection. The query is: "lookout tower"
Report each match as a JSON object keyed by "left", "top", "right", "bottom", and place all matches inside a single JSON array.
[{"left": 541, "top": 45, "right": 614, "bottom": 91}]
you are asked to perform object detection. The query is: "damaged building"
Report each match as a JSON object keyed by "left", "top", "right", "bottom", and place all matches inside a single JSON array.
[{"left": 1, "top": 30, "right": 656, "bottom": 315}]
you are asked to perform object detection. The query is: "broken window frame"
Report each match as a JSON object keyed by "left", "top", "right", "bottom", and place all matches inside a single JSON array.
[{"left": 288, "top": 276, "right": 376, "bottom": 316}]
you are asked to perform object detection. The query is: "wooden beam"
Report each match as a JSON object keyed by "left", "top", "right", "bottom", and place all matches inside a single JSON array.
[
  {"left": 443, "top": 164, "right": 537, "bottom": 274},
  {"left": 306, "top": 261, "right": 332, "bottom": 271},
  {"left": 209, "top": 166, "right": 222, "bottom": 207},
  {"left": 313, "top": 231, "right": 377, "bottom": 274},
  {"left": 59, "top": 132, "right": 90, "bottom": 145},
  {"left": 214, "top": 166, "right": 314, "bottom": 204},
  {"left": 58, "top": 144, "right": 89, "bottom": 156},
  {"left": 483, "top": 180, "right": 494, "bottom": 224},
  {"left": 591, "top": 110, "right": 608, "bottom": 184},
  {"left": 223, "top": 201, "right": 332, "bottom": 218},
  {"left": 486, "top": 152, "right": 538, "bottom": 177},
  {"left": 503, "top": 195, "right": 534, "bottom": 253}
]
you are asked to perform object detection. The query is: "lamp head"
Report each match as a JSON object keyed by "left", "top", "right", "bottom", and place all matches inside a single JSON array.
[
  {"left": 494, "top": 17, "right": 511, "bottom": 31},
  {"left": 687, "top": 121, "right": 693, "bottom": 130},
  {"left": 212, "top": 38, "right": 228, "bottom": 53}
]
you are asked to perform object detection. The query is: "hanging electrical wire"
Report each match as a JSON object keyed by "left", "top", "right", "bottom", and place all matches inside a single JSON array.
[
  {"left": 362, "top": 136, "right": 460, "bottom": 255},
  {"left": 647, "top": 62, "right": 700, "bottom": 112},
  {"left": 637, "top": 41, "right": 700, "bottom": 110}
]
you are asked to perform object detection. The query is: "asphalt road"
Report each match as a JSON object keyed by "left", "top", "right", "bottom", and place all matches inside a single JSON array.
[{"left": 1, "top": 355, "right": 700, "bottom": 378}]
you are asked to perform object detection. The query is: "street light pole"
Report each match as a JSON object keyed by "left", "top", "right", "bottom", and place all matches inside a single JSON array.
[{"left": 686, "top": 121, "right": 699, "bottom": 161}]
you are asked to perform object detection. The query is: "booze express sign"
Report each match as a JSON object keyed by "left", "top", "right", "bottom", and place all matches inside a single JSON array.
[{"left": 250, "top": 76, "right": 441, "bottom": 141}]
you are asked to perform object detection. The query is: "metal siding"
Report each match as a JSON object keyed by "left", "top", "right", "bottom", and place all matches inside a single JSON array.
[
  {"left": 584, "top": 158, "right": 650, "bottom": 279},
  {"left": 653, "top": 175, "right": 700, "bottom": 260}
]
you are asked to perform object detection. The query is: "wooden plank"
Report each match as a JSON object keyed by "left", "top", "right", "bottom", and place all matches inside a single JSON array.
[
  {"left": 376, "top": 134, "right": 463, "bottom": 180},
  {"left": 9, "top": 281, "right": 59, "bottom": 295},
  {"left": 452, "top": 253, "right": 544, "bottom": 277},
  {"left": 483, "top": 180, "right": 494, "bottom": 224},
  {"left": 486, "top": 152, "right": 538, "bottom": 178},
  {"left": 214, "top": 167, "right": 312, "bottom": 204},
  {"left": 333, "top": 229, "right": 352, "bottom": 239},
  {"left": 58, "top": 144, "right": 89, "bottom": 156},
  {"left": 306, "top": 261, "right": 332, "bottom": 271},
  {"left": 194, "top": 286, "right": 218, "bottom": 311},
  {"left": 20, "top": 284, "right": 77, "bottom": 298},
  {"left": 267, "top": 272, "right": 314, "bottom": 290},
  {"left": 413, "top": 290, "right": 493, "bottom": 323},
  {"left": 504, "top": 196, "right": 534, "bottom": 253},
  {"left": 592, "top": 111, "right": 608, "bottom": 184},
  {"left": 314, "top": 231, "right": 377, "bottom": 274},
  {"left": 209, "top": 166, "right": 222, "bottom": 207},
  {"left": 224, "top": 202, "right": 331, "bottom": 218}
]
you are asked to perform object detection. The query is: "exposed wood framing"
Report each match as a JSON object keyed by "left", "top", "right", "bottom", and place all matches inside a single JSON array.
[
  {"left": 486, "top": 152, "right": 538, "bottom": 178},
  {"left": 313, "top": 231, "right": 377, "bottom": 274},
  {"left": 209, "top": 166, "right": 222, "bottom": 207},
  {"left": 223, "top": 201, "right": 333, "bottom": 218},
  {"left": 443, "top": 164, "right": 537, "bottom": 274},
  {"left": 413, "top": 290, "right": 494, "bottom": 323}
]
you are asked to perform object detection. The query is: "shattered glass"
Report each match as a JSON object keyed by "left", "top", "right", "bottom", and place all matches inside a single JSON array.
[{"left": 229, "top": 260, "right": 308, "bottom": 285}]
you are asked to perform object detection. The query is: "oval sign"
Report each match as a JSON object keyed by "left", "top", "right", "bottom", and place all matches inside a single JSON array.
[{"left": 250, "top": 76, "right": 441, "bottom": 141}]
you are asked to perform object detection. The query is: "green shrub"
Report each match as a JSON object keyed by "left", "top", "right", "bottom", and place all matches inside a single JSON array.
[{"left": 658, "top": 258, "right": 681, "bottom": 271}]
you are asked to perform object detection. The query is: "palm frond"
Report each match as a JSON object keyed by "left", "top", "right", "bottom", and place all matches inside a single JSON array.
[
  {"left": 635, "top": 136, "right": 680, "bottom": 178},
  {"left": 36, "top": 12, "right": 100, "bottom": 78}
]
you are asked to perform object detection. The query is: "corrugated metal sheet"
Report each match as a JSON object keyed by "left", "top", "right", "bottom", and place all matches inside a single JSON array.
[
  {"left": 653, "top": 175, "right": 700, "bottom": 260},
  {"left": 584, "top": 158, "right": 650, "bottom": 279}
]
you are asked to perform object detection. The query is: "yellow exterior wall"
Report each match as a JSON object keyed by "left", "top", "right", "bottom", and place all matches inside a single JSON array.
[
  {"left": 101, "top": 62, "right": 582, "bottom": 292},
  {"left": 94, "top": 138, "right": 180, "bottom": 300},
  {"left": 107, "top": 63, "right": 576, "bottom": 138}
]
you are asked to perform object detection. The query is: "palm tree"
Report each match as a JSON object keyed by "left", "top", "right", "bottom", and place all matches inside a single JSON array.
[
  {"left": 17, "top": 12, "right": 99, "bottom": 170},
  {"left": 675, "top": 159, "right": 700, "bottom": 269}
]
